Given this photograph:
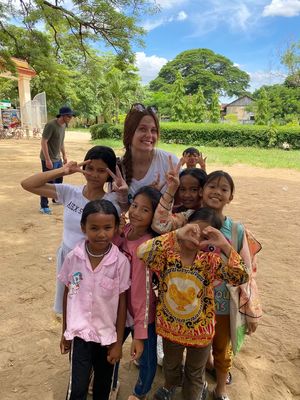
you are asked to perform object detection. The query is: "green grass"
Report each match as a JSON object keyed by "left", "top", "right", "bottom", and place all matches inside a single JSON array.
[{"left": 91, "top": 138, "right": 300, "bottom": 171}]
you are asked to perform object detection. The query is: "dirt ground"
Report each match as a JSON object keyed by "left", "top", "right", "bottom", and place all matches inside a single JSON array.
[{"left": 0, "top": 131, "right": 299, "bottom": 400}]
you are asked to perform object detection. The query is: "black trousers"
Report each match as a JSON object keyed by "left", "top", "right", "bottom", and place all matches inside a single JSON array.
[{"left": 66, "top": 337, "right": 114, "bottom": 400}]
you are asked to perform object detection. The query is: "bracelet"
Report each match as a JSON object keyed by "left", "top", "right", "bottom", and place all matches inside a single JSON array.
[
  {"left": 159, "top": 200, "right": 172, "bottom": 211},
  {"left": 164, "top": 191, "right": 174, "bottom": 200}
]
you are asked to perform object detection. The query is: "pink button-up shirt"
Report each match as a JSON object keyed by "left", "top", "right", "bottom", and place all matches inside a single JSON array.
[{"left": 58, "top": 240, "right": 131, "bottom": 346}]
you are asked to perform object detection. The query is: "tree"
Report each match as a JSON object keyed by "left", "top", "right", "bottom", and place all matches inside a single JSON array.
[
  {"left": 253, "top": 84, "right": 300, "bottom": 124},
  {"left": 191, "top": 87, "right": 207, "bottom": 123},
  {"left": 149, "top": 48, "right": 250, "bottom": 98},
  {"left": 255, "top": 88, "right": 271, "bottom": 125},
  {"left": 0, "top": 1, "right": 154, "bottom": 66},
  {"left": 171, "top": 72, "right": 186, "bottom": 122},
  {"left": 209, "top": 93, "right": 220, "bottom": 123},
  {"left": 281, "top": 40, "right": 300, "bottom": 87}
]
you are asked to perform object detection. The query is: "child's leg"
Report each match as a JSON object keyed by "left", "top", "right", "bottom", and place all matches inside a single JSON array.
[
  {"left": 67, "top": 337, "right": 93, "bottom": 400},
  {"left": 162, "top": 338, "right": 185, "bottom": 389},
  {"left": 133, "top": 323, "right": 157, "bottom": 398},
  {"left": 92, "top": 342, "right": 114, "bottom": 400},
  {"left": 111, "top": 326, "right": 132, "bottom": 390},
  {"left": 181, "top": 344, "right": 211, "bottom": 400},
  {"left": 212, "top": 315, "right": 232, "bottom": 397}
]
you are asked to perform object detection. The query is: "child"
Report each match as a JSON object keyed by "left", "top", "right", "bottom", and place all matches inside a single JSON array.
[
  {"left": 173, "top": 168, "right": 207, "bottom": 213},
  {"left": 151, "top": 170, "right": 262, "bottom": 400},
  {"left": 59, "top": 199, "right": 131, "bottom": 400},
  {"left": 137, "top": 208, "right": 249, "bottom": 400},
  {"left": 21, "top": 145, "right": 125, "bottom": 315},
  {"left": 182, "top": 147, "right": 207, "bottom": 171},
  {"left": 114, "top": 186, "right": 162, "bottom": 400}
]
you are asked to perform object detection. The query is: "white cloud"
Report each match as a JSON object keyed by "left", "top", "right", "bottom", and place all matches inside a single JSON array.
[
  {"left": 142, "top": 9, "right": 188, "bottom": 31},
  {"left": 248, "top": 70, "right": 286, "bottom": 90},
  {"left": 262, "top": 0, "right": 300, "bottom": 17},
  {"left": 177, "top": 11, "right": 188, "bottom": 21},
  {"left": 154, "top": 0, "right": 188, "bottom": 10},
  {"left": 135, "top": 52, "right": 168, "bottom": 84},
  {"left": 188, "top": 1, "right": 256, "bottom": 36}
]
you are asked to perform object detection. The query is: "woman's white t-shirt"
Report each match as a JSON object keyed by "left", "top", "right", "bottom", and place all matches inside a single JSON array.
[{"left": 127, "top": 148, "right": 179, "bottom": 201}]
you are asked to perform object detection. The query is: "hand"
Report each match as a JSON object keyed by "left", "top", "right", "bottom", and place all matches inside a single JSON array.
[
  {"left": 130, "top": 339, "right": 144, "bottom": 361},
  {"left": 45, "top": 159, "right": 53, "bottom": 169},
  {"left": 107, "top": 165, "right": 128, "bottom": 197},
  {"left": 107, "top": 342, "right": 122, "bottom": 364},
  {"left": 63, "top": 156, "right": 68, "bottom": 165},
  {"left": 246, "top": 321, "right": 258, "bottom": 335},
  {"left": 200, "top": 226, "right": 229, "bottom": 250},
  {"left": 60, "top": 334, "right": 71, "bottom": 354},
  {"left": 165, "top": 156, "right": 182, "bottom": 194},
  {"left": 62, "top": 160, "right": 91, "bottom": 176},
  {"left": 176, "top": 224, "right": 202, "bottom": 247},
  {"left": 119, "top": 212, "right": 128, "bottom": 235},
  {"left": 150, "top": 172, "right": 164, "bottom": 191},
  {"left": 197, "top": 154, "right": 207, "bottom": 171}
]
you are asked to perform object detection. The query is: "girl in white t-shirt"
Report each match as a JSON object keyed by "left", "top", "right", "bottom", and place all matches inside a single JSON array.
[
  {"left": 59, "top": 199, "right": 131, "bottom": 400},
  {"left": 21, "top": 146, "right": 126, "bottom": 314},
  {"left": 120, "top": 103, "right": 179, "bottom": 202}
]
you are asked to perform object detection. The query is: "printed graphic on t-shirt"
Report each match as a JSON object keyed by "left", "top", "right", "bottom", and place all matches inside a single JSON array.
[
  {"left": 68, "top": 272, "right": 83, "bottom": 295},
  {"left": 66, "top": 201, "right": 84, "bottom": 215}
]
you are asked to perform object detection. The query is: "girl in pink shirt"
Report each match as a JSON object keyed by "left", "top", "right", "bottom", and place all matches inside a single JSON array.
[
  {"left": 59, "top": 199, "right": 131, "bottom": 400},
  {"left": 114, "top": 186, "right": 162, "bottom": 400}
]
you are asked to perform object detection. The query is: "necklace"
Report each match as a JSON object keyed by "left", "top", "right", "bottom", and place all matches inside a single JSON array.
[{"left": 85, "top": 242, "right": 112, "bottom": 258}]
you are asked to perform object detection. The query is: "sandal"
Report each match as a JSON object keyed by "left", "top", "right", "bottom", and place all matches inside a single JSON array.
[
  {"left": 205, "top": 368, "right": 232, "bottom": 385},
  {"left": 153, "top": 386, "right": 176, "bottom": 400},
  {"left": 212, "top": 389, "right": 230, "bottom": 400}
]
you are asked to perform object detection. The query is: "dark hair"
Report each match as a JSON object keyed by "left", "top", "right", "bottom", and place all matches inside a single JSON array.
[
  {"left": 81, "top": 199, "right": 120, "bottom": 227},
  {"left": 132, "top": 186, "right": 162, "bottom": 235},
  {"left": 122, "top": 106, "right": 160, "bottom": 186},
  {"left": 204, "top": 170, "right": 235, "bottom": 195},
  {"left": 182, "top": 147, "right": 200, "bottom": 156},
  {"left": 188, "top": 207, "right": 223, "bottom": 230},
  {"left": 83, "top": 146, "right": 116, "bottom": 182},
  {"left": 179, "top": 168, "right": 207, "bottom": 188}
]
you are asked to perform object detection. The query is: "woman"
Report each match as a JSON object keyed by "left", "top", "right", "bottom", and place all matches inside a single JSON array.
[
  {"left": 21, "top": 145, "right": 123, "bottom": 314},
  {"left": 120, "top": 103, "right": 179, "bottom": 202}
]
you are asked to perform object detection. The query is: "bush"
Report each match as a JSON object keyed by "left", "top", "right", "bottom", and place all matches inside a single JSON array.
[
  {"left": 159, "top": 122, "right": 300, "bottom": 149},
  {"left": 90, "top": 123, "right": 122, "bottom": 140}
]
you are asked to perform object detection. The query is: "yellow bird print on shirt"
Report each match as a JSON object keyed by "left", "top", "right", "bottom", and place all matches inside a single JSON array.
[{"left": 169, "top": 284, "right": 196, "bottom": 311}]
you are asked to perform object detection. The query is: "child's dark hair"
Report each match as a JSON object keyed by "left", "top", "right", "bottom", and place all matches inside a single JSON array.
[
  {"left": 179, "top": 168, "right": 207, "bottom": 188},
  {"left": 183, "top": 147, "right": 200, "bottom": 156},
  {"left": 133, "top": 186, "right": 162, "bottom": 214},
  {"left": 81, "top": 199, "right": 120, "bottom": 227},
  {"left": 83, "top": 146, "right": 116, "bottom": 182},
  {"left": 205, "top": 170, "right": 235, "bottom": 195},
  {"left": 188, "top": 207, "right": 223, "bottom": 230}
]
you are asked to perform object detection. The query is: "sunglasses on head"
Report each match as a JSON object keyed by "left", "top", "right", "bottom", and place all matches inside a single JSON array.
[{"left": 130, "top": 103, "right": 158, "bottom": 114}]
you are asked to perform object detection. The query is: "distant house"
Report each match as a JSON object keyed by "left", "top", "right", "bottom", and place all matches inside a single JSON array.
[{"left": 222, "top": 95, "right": 255, "bottom": 123}]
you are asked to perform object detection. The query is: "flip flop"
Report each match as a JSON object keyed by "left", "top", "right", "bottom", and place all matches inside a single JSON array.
[{"left": 205, "top": 368, "right": 232, "bottom": 385}]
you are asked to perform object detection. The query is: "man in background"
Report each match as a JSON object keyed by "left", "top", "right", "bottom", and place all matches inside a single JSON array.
[{"left": 39, "top": 106, "right": 75, "bottom": 214}]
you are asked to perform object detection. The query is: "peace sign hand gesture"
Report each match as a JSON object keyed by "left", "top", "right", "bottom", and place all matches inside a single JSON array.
[
  {"left": 107, "top": 165, "right": 129, "bottom": 209},
  {"left": 165, "top": 156, "right": 183, "bottom": 195}
]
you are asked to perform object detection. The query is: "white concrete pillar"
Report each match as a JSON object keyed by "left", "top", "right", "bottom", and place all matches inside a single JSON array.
[{"left": 18, "top": 75, "right": 32, "bottom": 130}]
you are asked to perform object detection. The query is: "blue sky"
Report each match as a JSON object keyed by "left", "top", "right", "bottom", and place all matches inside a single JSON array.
[{"left": 133, "top": 0, "right": 300, "bottom": 98}]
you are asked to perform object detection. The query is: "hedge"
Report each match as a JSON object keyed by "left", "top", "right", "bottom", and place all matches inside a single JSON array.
[{"left": 90, "top": 122, "right": 300, "bottom": 149}]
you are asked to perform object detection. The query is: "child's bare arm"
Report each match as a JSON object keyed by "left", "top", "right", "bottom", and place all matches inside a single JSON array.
[{"left": 60, "top": 286, "right": 71, "bottom": 354}]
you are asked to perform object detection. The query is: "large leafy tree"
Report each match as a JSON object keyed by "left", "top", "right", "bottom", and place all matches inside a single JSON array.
[
  {"left": 253, "top": 84, "right": 300, "bottom": 124},
  {"left": 149, "top": 48, "right": 250, "bottom": 98},
  {"left": 171, "top": 72, "right": 186, "bottom": 122},
  {"left": 0, "top": 0, "right": 154, "bottom": 66},
  {"left": 255, "top": 88, "right": 270, "bottom": 125}
]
